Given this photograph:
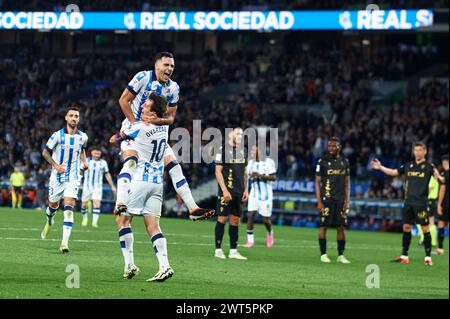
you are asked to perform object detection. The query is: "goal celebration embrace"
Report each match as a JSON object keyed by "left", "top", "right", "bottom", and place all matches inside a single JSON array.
[{"left": 0, "top": 0, "right": 448, "bottom": 303}]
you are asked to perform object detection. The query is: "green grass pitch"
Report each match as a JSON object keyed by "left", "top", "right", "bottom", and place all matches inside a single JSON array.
[{"left": 0, "top": 207, "right": 448, "bottom": 299}]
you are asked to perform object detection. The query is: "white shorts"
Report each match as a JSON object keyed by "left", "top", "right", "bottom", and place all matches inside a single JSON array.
[
  {"left": 248, "top": 197, "right": 273, "bottom": 217},
  {"left": 81, "top": 187, "right": 103, "bottom": 202},
  {"left": 48, "top": 180, "right": 79, "bottom": 203},
  {"left": 124, "top": 181, "right": 163, "bottom": 217}
]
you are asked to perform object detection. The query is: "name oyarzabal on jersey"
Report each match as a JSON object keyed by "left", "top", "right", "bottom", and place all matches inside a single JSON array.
[
  {"left": 125, "top": 70, "right": 180, "bottom": 126},
  {"left": 122, "top": 121, "right": 169, "bottom": 183},
  {"left": 45, "top": 128, "right": 88, "bottom": 183},
  {"left": 83, "top": 158, "right": 109, "bottom": 190}
]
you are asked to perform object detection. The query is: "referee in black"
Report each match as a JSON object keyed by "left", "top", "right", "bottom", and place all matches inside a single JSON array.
[
  {"left": 214, "top": 128, "right": 249, "bottom": 260},
  {"left": 372, "top": 141, "right": 441, "bottom": 266},
  {"left": 315, "top": 137, "right": 351, "bottom": 264}
]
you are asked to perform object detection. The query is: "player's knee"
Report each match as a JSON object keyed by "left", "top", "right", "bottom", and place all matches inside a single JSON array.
[
  {"left": 121, "top": 156, "right": 138, "bottom": 172},
  {"left": 49, "top": 201, "right": 59, "bottom": 209},
  {"left": 218, "top": 216, "right": 228, "bottom": 224},
  {"left": 403, "top": 224, "right": 412, "bottom": 232}
]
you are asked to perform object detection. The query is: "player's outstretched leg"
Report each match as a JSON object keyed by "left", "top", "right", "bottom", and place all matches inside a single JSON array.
[
  {"left": 165, "top": 158, "right": 215, "bottom": 221},
  {"left": 60, "top": 204, "right": 74, "bottom": 253},
  {"left": 41, "top": 204, "right": 58, "bottom": 239},
  {"left": 117, "top": 216, "right": 139, "bottom": 279},
  {"left": 115, "top": 155, "right": 138, "bottom": 215},
  {"left": 145, "top": 216, "right": 173, "bottom": 282}
]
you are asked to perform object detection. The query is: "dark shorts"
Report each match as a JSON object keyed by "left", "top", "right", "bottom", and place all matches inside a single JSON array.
[
  {"left": 12, "top": 186, "right": 22, "bottom": 195},
  {"left": 440, "top": 202, "right": 449, "bottom": 223},
  {"left": 402, "top": 204, "right": 429, "bottom": 226},
  {"left": 319, "top": 201, "right": 348, "bottom": 227},
  {"left": 217, "top": 195, "right": 243, "bottom": 218},
  {"left": 428, "top": 200, "right": 437, "bottom": 218}
]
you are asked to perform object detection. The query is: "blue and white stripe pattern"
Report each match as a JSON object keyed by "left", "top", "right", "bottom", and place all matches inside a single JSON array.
[
  {"left": 46, "top": 128, "right": 88, "bottom": 183},
  {"left": 83, "top": 158, "right": 109, "bottom": 190},
  {"left": 248, "top": 158, "right": 277, "bottom": 202},
  {"left": 126, "top": 69, "right": 180, "bottom": 123}
]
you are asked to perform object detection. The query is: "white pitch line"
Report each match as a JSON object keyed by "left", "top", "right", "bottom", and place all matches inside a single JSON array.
[{"left": 0, "top": 235, "right": 403, "bottom": 251}]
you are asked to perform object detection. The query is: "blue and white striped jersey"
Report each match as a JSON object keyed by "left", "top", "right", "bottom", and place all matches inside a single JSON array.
[
  {"left": 45, "top": 128, "right": 88, "bottom": 183},
  {"left": 248, "top": 158, "right": 277, "bottom": 201},
  {"left": 124, "top": 70, "right": 180, "bottom": 126},
  {"left": 122, "top": 121, "right": 168, "bottom": 184},
  {"left": 83, "top": 158, "right": 109, "bottom": 190}
]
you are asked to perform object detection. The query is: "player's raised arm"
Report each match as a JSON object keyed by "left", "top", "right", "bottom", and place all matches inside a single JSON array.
[{"left": 371, "top": 158, "right": 399, "bottom": 177}]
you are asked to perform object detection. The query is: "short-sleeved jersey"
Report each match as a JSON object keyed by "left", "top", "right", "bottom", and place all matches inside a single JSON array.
[
  {"left": 83, "top": 158, "right": 109, "bottom": 190},
  {"left": 215, "top": 144, "right": 248, "bottom": 197},
  {"left": 397, "top": 161, "right": 435, "bottom": 206},
  {"left": 124, "top": 70, "right": 180, "bottom": 126},
  {"left": 122, "top": 121, "right": 168, "bottom": 184},
  {"left": 315, "top": 155, "right": 350, "bottom": 202},
  {"left": 45, "top": 128, "right": 88, "bottom": 183},
  {"left": 247, "top": 158, "right": 277, "bottom": 201}
]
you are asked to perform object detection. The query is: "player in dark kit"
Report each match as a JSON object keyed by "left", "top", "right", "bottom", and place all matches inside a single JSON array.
[
  {"left": 436, "top": 155, "right": 449, "bottom": 255},
  {"left": 214, "top": 128, "right": 249, "bottom": 260},
  {"left": 315, "top": 137, "right": 351, "bottom": 264},
  {"left": 372, "top": 142, "right": 441, "bottom": 266}
]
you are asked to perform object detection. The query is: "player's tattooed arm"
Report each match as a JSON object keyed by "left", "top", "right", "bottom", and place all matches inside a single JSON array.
[
  {"left": 344, "top": 176, "right": 351, "bottom": 211},
  {"left": 119, "top": 88, "right": 137, "bottom": 123},
  {"left": 148, "top": 106, "right": 177, "bottom": 126},
  {"left": 215, "top": 165, "right": 232, "bottom": 202},
  {"left": 315, "top": 175, "right": 324, "bottom": 213},
  {"left": 242, "top": 168, "right": 249, "bottom": 202},
  {"left": 42, "top": 148, "right": 65, "bottom": 174}
]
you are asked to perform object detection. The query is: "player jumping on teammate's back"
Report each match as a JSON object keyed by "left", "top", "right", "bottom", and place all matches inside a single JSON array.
[
  {"left": 111, "top": 52, "right": 214, "bottom": 222},
  {"left": 111, "top": 93, "right": 174, "bottom": 282},
  {"left": 372, "top": 142, "right": 442, "bottom": 266},
  {"left": 315, "top": 137, "right": 351, "bottom": 264},
  {"left": 41, "top": 106, "right": 88, "bottom": 253},
  {"left": 214, "top": 128, "right": 249, "bottom": 260},
  {"left": 245, "top": 145, "right": 277, "bottom": 248},
  {"left": 436, "top": 155, "right": 449, "bottom": 255},
  {"left": 80, "top": 148, "right": 116, "bottom": 228}
]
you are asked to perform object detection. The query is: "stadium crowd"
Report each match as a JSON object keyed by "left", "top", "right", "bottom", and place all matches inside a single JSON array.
[
  {"left": 0, "top": 38, "right": 448, "bottom": 211},
  {"left": 1, "top": 0, "right": 448, "bottom": 11}
]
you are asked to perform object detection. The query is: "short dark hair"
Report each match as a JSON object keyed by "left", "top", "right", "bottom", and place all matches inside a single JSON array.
[
  {"left": 91, "top": 147, "right": 101, "bottom": 152},
  {"left": 329, "top": 137, "right": 341, "bottom": 145},
  {"left": 414, "top": 141, "right": 427, "bottom": 149},
  {"left": 442, "top": 154, "right": 449, "bottom": 162},
  {"left": 148, "top": 93, "right": 168, "bottom": 118},
  {"left": 154, "top": 52, "right": 174, "bottom": 64},
  {"left": 66, "top": 105, "right": 80, "bottom": 114}
]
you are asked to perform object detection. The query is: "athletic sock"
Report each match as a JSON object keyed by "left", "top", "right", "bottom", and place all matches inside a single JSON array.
[
  {"left": 319, "top": 238, "right": 327, "bottom": 255},
  {"left": 402, "top": 231, "right": 412, "bottom": 256},
  {"left": 429, "top": 224, "right": 437, "bottom": 247},
  {"left": 116, "top": 156, "right": 137, "bottom": 205},
  {"left": 62, "top": 205, "right": 74, "bottom": 246},
  {"left": 438, "top": 227, "right": 445, "bottom": 249},
  {"left": 119, "top": 227, "right": 134, "bottom": 267},
  {"left": 92, "top": 208, "right": 100, "bottom": 225},
  {"left": 229, "top": 225, "right": 239, "bottom": 250},
  {"left": 167, "top": 161, "right": 198, "bottom": 211},
  {"left": 424, "top": 232, "right": 432, "bottom": 257},
  {"left": 46, "top": 206, "right": 58, "bottom": 224},
  {"left": 247, "top": 229, "right": 254, "bottom": 243},
  {"left": 81, "top": 207, "right": 88, "bottom": 219},
  {"left": 151, "top": 233, "right": 170, "bottom": 269},
  {"left": 215, "top": 222, "right": 225, "bottom": 249},
  {"left": 337, "top": 240, "right": 346, "bottom": 256}
]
